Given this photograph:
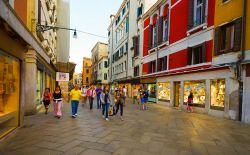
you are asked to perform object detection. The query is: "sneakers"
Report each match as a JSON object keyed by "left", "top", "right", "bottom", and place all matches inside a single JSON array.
[
  {"left": 120, "top": 116, "right": 124, "bottom": 121},
  {"left": 105, "top": 118, "right": 109, "bottom": 121},
  {"left": 72, "top": 115, "right": 76, "bottom": 118}
]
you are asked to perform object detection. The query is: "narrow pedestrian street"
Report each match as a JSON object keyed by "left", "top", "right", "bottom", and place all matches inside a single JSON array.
[{"left": 1, "top": 98, "right": 250, "bottom": 155}]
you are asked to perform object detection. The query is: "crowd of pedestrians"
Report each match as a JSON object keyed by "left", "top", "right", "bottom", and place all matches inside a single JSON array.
[{"left": 41, "top": 84, "right": 157, "bottom": 121}]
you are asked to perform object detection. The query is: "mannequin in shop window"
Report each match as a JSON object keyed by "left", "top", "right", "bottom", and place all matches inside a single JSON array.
[{"left": 187, "top": 91, "right": 194, "bottom": 112}]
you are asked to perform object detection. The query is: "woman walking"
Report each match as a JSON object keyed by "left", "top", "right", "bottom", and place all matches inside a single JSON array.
[
  {"left": 187, "top": 91, "right": 194, "bottom": 112},
  {"left": 52, "top": 86, "right": 63, "bottom": 119},
  {"left": 81, "top": 86, "right": 88, "bottom": 105},
  {"left": 43, "top": 88, "right": 52, "bottom": 114},
  {"left": 87, "top": 86, "right": 96, "bottom": 111},
  {"left": 114, "top": 87, "right": 124, "bottom": 121},
  {"left": 100, "top": 87, "right": 112, "bottom": 121}
]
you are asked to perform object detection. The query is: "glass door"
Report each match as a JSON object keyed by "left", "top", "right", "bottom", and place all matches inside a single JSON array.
[{"left": 174, "top": 82, "right": 181, "bottom": 107}]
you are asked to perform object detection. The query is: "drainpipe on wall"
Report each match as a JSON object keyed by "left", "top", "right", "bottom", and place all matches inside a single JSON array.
[{"left": 238, "top": 0, "right": 247, "bottom": 121}]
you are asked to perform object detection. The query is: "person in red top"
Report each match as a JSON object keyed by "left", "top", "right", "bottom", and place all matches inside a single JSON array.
[{"left": 43, "top": 88, "right": 52, "bottom": 114}]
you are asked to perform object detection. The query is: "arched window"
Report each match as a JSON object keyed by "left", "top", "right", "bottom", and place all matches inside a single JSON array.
[
  {"left": 163, "top": 5, "right": 169, "bottom": 42},
  {"left": 152, "top": 14, "right": 158, "bottom": 47}
]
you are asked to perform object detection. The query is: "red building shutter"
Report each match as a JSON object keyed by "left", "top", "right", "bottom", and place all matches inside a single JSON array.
[
  {"left": 148, "top": 24, "right": 153, "bottom": 50},
  {"left": 158, "top": 16, "right": 163, "bottom": 45},
  {"left": 214, "top": 27, "right": 220, "bottom": 56},
  {"left": 188, "top": 0, "right": 194, "bottom": 29},
  {"left": 202, "top": 42, "right": 207, "bottom": 63},
  {"left": 233, "top": 17, "right": 242, "bottom": 52},
  {"left": 187, "top": 47, "right": 192, "bottom": 65},
  {"left": 202, "top": 0, "right": 207, "bottom": 23}
]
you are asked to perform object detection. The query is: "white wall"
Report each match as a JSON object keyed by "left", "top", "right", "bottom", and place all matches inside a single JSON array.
[{"left": 56, "top": 0, "right": 70, "bottom": 63}]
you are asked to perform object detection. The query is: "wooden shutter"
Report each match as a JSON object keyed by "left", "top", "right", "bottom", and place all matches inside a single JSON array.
[
  {"left": 133, "top": 36, "right": 138, "bottom": 56},
  {"left": 188, "top": 0, "right": 194, "bottom": 29},
  {"left": 187, "top": 47, "right": 192, "bottom": 65},
  {"left": 233, "top": 18, "right": 242, "bottom": 52},
  {"left": 148, "top": 24, "right": 153, "bottom": 50},
  {"left": 214, "top": 27, "right": 220, "bottom": 56},
  {"left": 148, "top": 62, "right": 152, "bottom": 73},
  {"left": 202, "top": 0, "right": 207, "bottom": 23},
  {"left": 164, "top": 56, "right": 167, "bottom": 70},
  {"left": 202, "top": 42, "right": 207, "bottom": 63},
  {"left": 38, "top": 0, "right": 41, "bottom": 24},
  {"left": 157, "top": 58, "right": 161, "bottom": 72},
  {"left": 158, "top": 16, "right": 163, "bottom": 45},
  {"left": 136, "top": 36, "right": 139, "bottom": 56}
]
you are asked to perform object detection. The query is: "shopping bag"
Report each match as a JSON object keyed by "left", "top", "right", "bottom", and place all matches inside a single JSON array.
[{"left": 108, "top": 106, "right": 113, "bottom": 116}]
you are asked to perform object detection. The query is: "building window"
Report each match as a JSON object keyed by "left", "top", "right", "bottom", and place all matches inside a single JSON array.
[
  {"left": 134, "top": 65, "right": 139, "bottom": 77},
  {"left": 184, "top": 80, "right": 206, "bottom": 107},
  {"left": 120, "top": 46, "right": 124, "bottom": 57},
  {"left": 86, "top": 77, "right": 89, "bottom": 82},
  {"left": 149, "top": 61, "right": 156, "bottom": 73},
  {"left": 121, "top": 63, "right": 123, "bottom": 72},
  {"left": 152, "top": 26, "right": 157, "bottom": 48},
  {"left": 124, "top": 61, "right": 127, "bottom": 71},
  {"left": 210, "top": 79, "right": 225, "bottom": 110},
  {"left": 125, "top": 42, "right": 128, "bottom": 54},
  {"left": 214, "top": 18, "right": 242, "bottom": 55},
  {"left": 104, "top": 61, "right": 108, "bottom": 68},
  {"left": 125, "top": 17, "right": 129, "bottom": 33},
  {"left": 158, "top": 56, "right": 167, "bottom": 71},
  {"left": 104, "top": 73, "right": 107, "bottom": 80},
  {"left": 188, "top": 43, "right": 206, "bottom": 65},
  {"left": 137, "top": 5, "right": 143, "bottom": 17},
  {"left": 193, "top": 0, "right": 204, "bottom": 26},
  {"left": 86, "top": 69, "right": 89, "bottom": 74},
  {"left": 158, "top": 82, "right": 170, "bottom": 101},
  {"left": 99, "top": 63, "right": 101, "bottom": 69},
  {"left": 163, "top": 17, "right": 168, "bottom": 42},
  {"left": 122, "top": 7, "right": 126, "bottom": 16}
]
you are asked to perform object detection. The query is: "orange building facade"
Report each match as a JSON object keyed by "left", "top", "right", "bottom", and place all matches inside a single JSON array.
[{"left": 82, "top": 57, "right": 92, "bottom": 87}]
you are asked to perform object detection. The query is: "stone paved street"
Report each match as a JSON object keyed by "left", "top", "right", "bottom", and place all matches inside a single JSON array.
[{"left": 1, "top": 98, "right": 250, "bottom": 155}]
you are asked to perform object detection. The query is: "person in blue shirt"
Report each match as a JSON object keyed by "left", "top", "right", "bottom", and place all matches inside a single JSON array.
[{"left": 96, "top": 85, "right": 102, "bottom": 109}]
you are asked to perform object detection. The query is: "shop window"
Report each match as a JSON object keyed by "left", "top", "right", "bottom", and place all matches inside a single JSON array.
[
  {"left": 210, "top": 79, "right": 225, "bottom": 110},
  {"left": 158, "top": 82, "right": 170, "bottom": 101},
  {"left": 184, "top": 80, "right": 206, "bottom": 107},
  {"left": 147, "top": 84, "right": 157, "bottom": 102},
  {"left": 0, "top": 52, "right": 20, "bottom": 138}
]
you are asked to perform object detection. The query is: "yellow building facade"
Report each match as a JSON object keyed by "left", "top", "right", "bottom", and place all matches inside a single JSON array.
[
  {"left": 82, "top": 57, "right": 92, "bottom": 87},
  {"left": 213, "top": 0, "right": 250, "bottom": 122}
]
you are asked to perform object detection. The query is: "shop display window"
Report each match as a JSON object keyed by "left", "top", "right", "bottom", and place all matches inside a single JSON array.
[
  {"left": 0, "top": 52, "right": 20, "bottom": 138},
  {"left": 36, "top": 70, "right": 43, "bottom": 104},
  {"left": 158, "top": 82, "right": 170, "bottom": 101},
  {"left": 210, "top": 79, "right": 225, "bottom": 110},
  {"left": 147, "top": 84, "right": 156, "bottom": 102},
  {"left": 184, "top": 80, "right": 206, "bottom": 107}
]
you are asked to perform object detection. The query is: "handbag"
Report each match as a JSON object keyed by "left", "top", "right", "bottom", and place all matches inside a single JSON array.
[{"left": 108, "top": 106, "right": 113, "bottom": 116}]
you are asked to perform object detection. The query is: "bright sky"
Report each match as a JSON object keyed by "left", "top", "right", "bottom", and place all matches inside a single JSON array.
[{"left": 70, "top": 0, "right": 123, "bottom": 73}]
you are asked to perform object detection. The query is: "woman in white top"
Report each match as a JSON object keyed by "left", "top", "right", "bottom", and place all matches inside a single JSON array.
[
  {"left": 81, "top": 86, "right": 88, "bottom": 104},
  {"left": 100, "top": 86, "right": 112, "bottom": 121}
]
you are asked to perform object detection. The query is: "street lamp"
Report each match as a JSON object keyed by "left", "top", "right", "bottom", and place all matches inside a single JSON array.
[{"left": 36, "top": 24, "right": 77, "bottom": 38}]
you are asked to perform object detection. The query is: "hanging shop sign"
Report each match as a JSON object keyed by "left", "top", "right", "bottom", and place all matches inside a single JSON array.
[{"left": 56, "top": 72, "right": 69, "bottom": 82}]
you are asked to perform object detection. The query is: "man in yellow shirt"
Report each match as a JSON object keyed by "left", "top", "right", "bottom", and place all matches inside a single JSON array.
[{"left": 70, "top": 85, "right": 82, "bottom": 118}]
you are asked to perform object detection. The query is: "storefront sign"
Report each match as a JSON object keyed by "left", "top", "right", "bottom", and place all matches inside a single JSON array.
[
  {"left": 140, "top": 77, "right": 156, "bottom": 84},
  {"left": 56, "top": 72, "right": 69, "bottom": 82}
]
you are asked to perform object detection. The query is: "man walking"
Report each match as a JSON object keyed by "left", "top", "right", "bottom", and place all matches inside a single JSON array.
[
  {"left": 69, "top": 85, "right": 82, "bottom": 118},
  {"left": 96, "top": 85, "right": 102, "bottom": 109}
]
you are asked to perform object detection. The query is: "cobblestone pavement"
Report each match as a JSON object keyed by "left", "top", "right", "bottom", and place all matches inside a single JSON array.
[{"left": 1, "top": 98, "right": 250, "bottom": 155}]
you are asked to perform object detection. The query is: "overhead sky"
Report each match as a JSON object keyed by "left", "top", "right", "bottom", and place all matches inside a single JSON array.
[{"left": 70, "top": 0, "right": 123, "bottom": 73}]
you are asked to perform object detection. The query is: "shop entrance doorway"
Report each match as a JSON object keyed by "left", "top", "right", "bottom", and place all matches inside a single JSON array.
[{"left": 174, "top": 82, "right": 181, "bottom": 107}]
